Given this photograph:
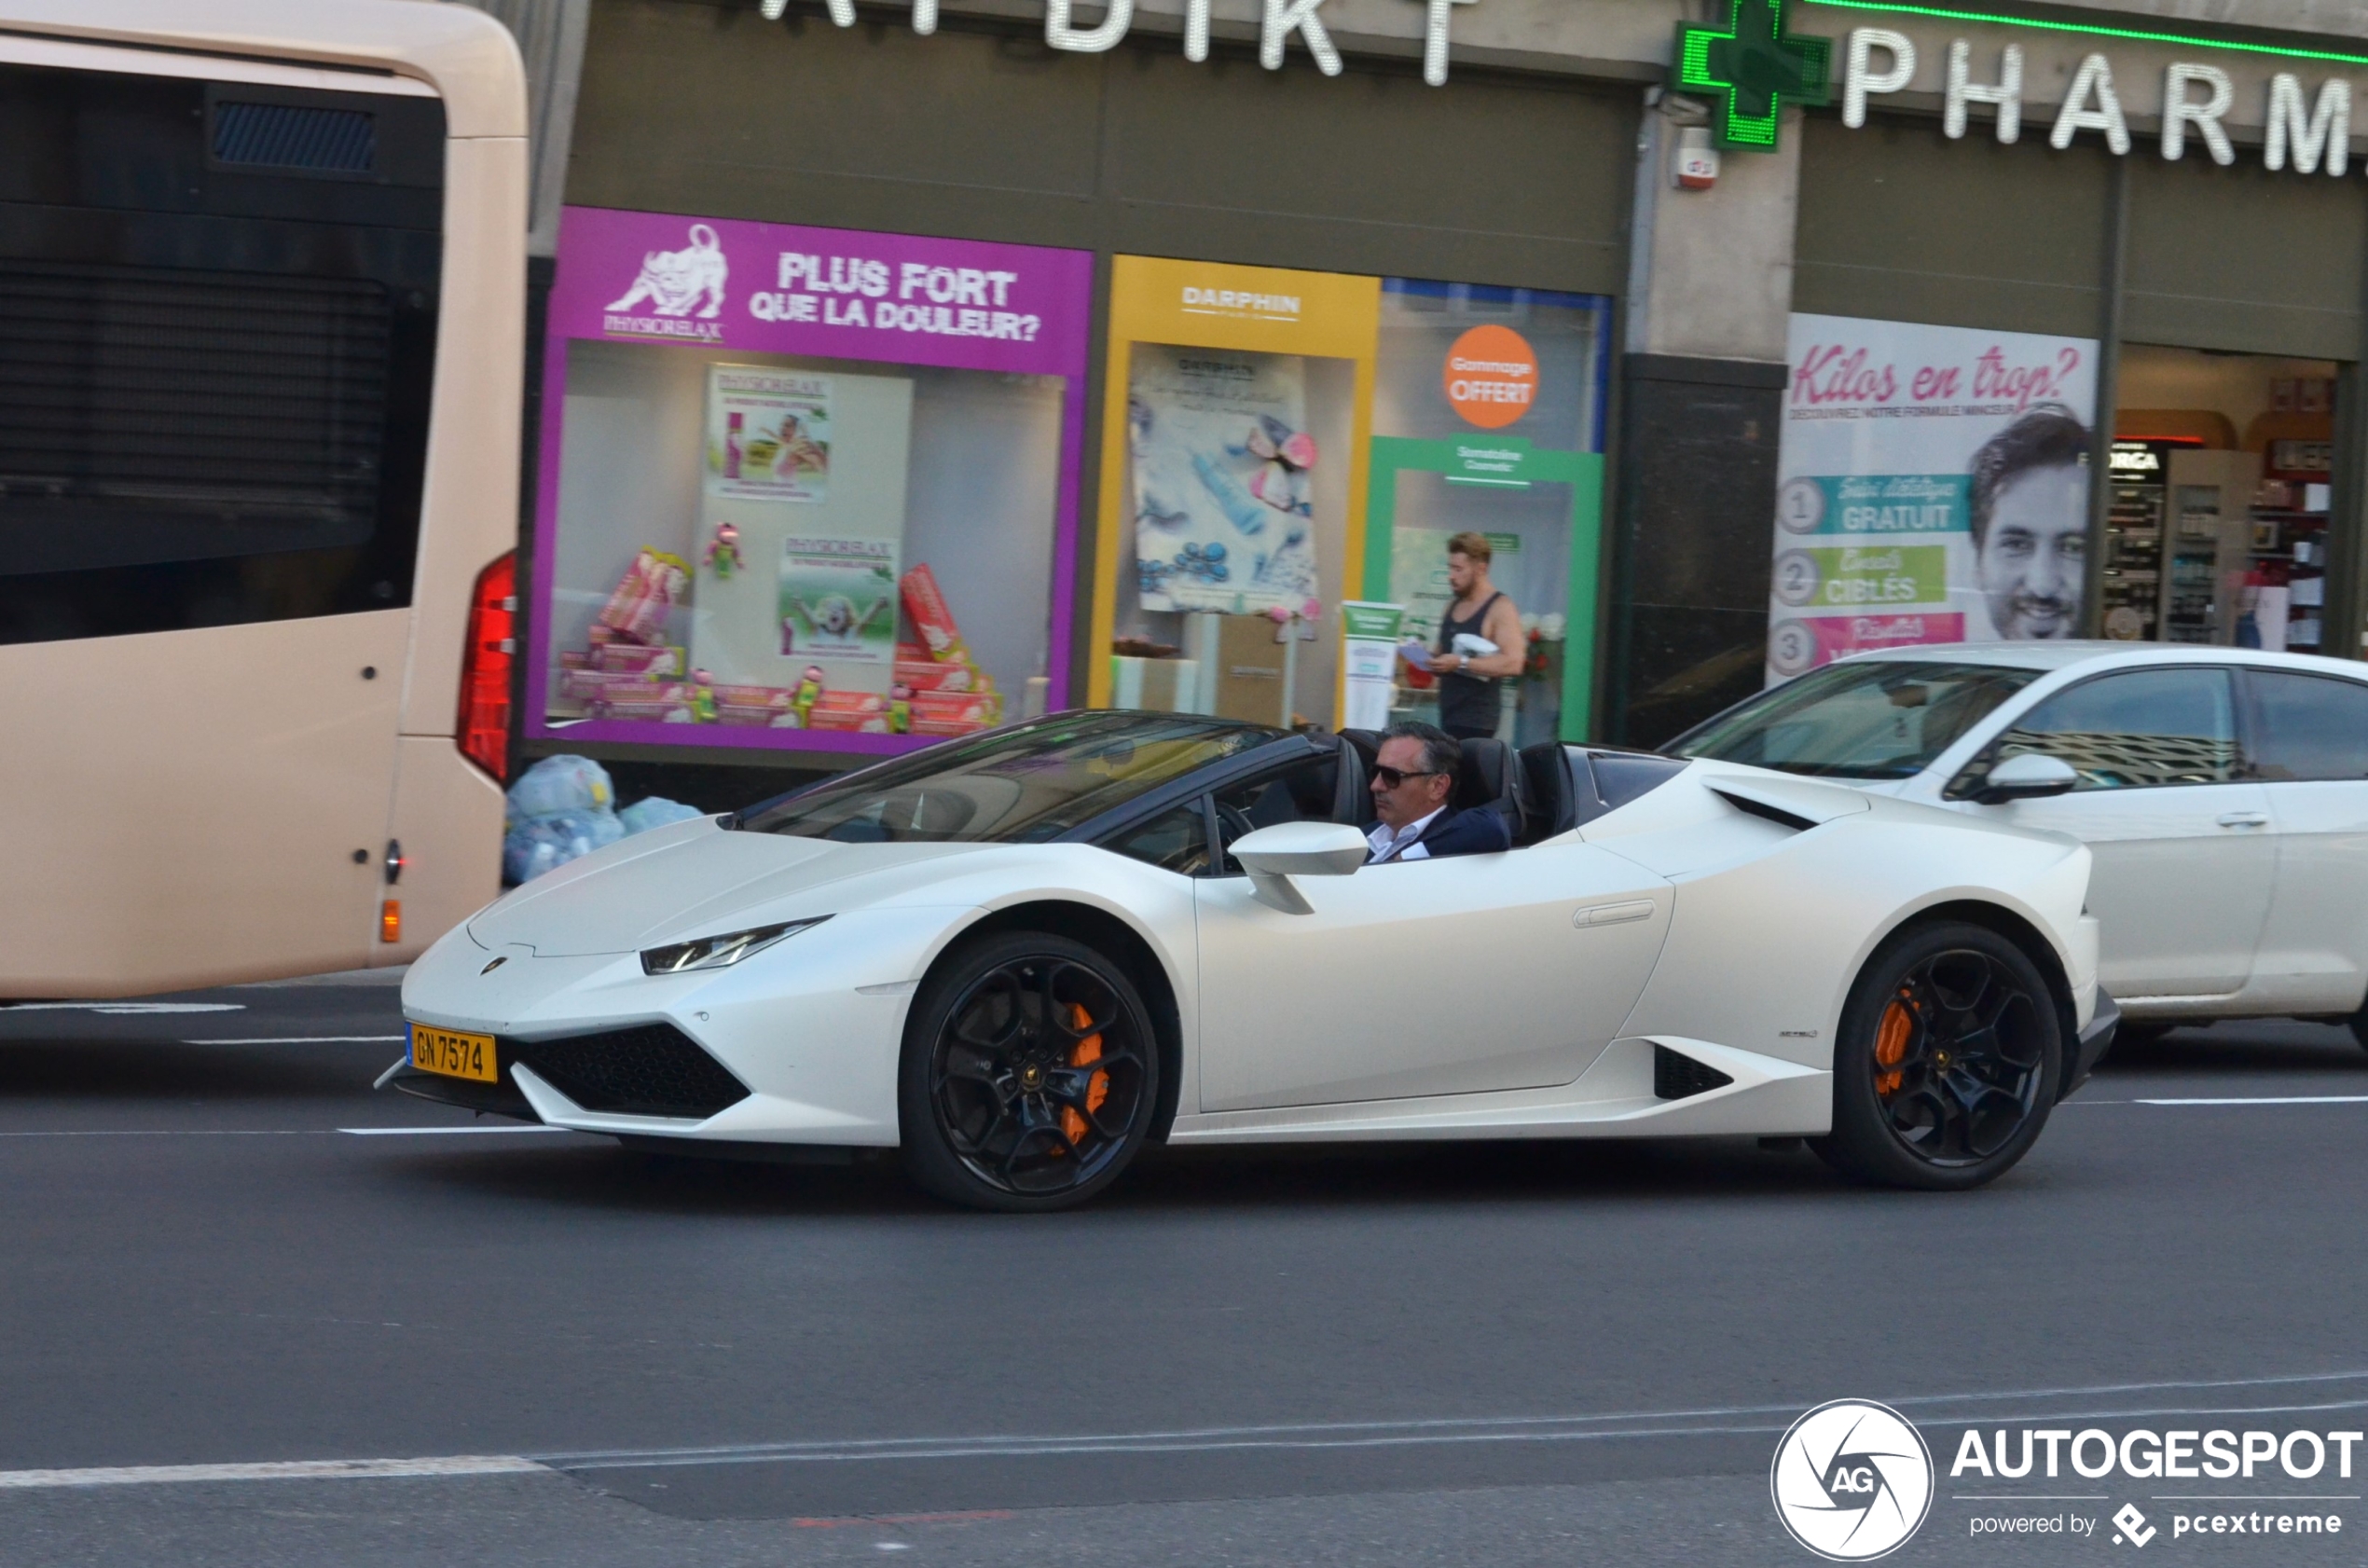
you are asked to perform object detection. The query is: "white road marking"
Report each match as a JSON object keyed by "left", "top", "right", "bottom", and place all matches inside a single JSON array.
[
  {"left": 2135, "top": 1095, "right": 2368, "bottom": 1107},
  {"left": 0, "top": 1130, "right": 322, "bottom": 1138},
  {"left": 0, "top": 1126, "right": 569, "bottom": 1139},
  {"left": 0, "top": 1456, "right": 546, "bottom": 1490},
  {"left": 337, "top": 1125, "right": 572, "bottom": 1136},
  {"left": 9, "top": 1370, "right": 2367, "bottom": 1491},
  {"left": 184, "top": 1036, "right": 406, "bottom": 1045},
  {"left": 2, "top": 1002, "right": 243, "bottom": 1014}
]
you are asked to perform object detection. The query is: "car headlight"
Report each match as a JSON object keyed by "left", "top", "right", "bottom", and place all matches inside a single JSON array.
[{"left": 640, "top": 916, "right": 831, "bottom": 976}]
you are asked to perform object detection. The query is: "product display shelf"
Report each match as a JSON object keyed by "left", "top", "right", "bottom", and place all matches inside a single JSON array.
[
  {"left": 2247, "top": 500, "right": 2330, "bottom": 650},
  {"left": 2101, "top": 479, "right": 2165, "bottom": 640}
]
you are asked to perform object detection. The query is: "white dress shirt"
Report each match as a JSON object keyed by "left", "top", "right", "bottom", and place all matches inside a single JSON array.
[{"left": 1366, "top": 806, "right": 1444, "bottom": 864}]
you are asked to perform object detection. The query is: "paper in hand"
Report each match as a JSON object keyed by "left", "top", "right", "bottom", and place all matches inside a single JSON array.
[{"left": 1397, "top": 640, "right": 1434, "bottom": 672}]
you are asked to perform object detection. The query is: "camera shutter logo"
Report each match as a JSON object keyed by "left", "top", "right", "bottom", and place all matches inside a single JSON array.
[{"left": 1769, "top": 1399, "right": 1934, "bottom": 1561}]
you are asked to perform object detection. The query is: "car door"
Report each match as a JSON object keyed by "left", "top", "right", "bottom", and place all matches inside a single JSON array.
[
  {"left": 1190, "top": 758, "right": 1673, "bottom": 1112},
  {"left": 1964, "top": 665, "right": 2272, "bottom": 997},
  {"left": 2240, "top": 668, "right": 2368, "bottom": 1012}
]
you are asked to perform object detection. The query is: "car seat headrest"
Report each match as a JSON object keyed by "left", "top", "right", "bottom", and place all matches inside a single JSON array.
[
  {"left": 1516, "top": 741, "right": 1579, "bottom": 843},
  {"left": 1452, "top": 737, "right": 1520, "bottom": 818}
]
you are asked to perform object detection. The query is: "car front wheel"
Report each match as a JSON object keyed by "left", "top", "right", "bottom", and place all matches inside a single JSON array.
[
  {"left": 898, "top": 931, "right": 1159, "bottom": 1213},
  {"left": 1812, "top": 921, "right": 2062, "bottom": 1191}
]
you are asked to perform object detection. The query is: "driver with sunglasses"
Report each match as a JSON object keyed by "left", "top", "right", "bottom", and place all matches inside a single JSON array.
[{"left": 1363, "top": 722, "right": 1511, "bottom": 864}]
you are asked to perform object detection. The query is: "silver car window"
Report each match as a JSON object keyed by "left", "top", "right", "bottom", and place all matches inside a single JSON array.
[
  {"left": 1995, "top": 667, "right": 2237, "bottom": 790},
  {"left": 2248, "top": 671, "right": 2368, "bottom": 782},
  {"left": 1668, "top": 660, "right": 2036, "bottom": 779}
]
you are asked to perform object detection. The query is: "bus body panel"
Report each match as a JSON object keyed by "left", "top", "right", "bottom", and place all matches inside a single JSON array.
[
  {"left": 0, "top": 612, "right": 409, "bottom": 995},
  {"left": 375, "top": 736, "right": 506, "bottom": 970},
  {"left": 0, "top": 1, "right": 525, "bottom": 997}
]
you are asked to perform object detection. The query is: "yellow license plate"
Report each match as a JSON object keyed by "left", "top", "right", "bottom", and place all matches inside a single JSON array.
[{"left": 409, "top": 1025, "right": 498, "bottom": 1083}]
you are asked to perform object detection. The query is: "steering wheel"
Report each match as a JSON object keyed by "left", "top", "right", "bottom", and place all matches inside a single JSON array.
[{"left": 1215, "top": 803, "right": 1260, "bottom": 867}]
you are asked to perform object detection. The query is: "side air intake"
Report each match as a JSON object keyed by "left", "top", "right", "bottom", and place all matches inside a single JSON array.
[
  {"left": 1707, "top": 787, "right": 1817, "bottom": 832},
  {"left": 1653, "top": 1044, "right": 1735, "bottom": 1101}
]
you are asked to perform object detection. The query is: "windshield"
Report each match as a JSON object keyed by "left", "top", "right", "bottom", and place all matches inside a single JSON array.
[
  {"left": 737, "top": 712, "right": 1284, "bottom": 844},
  {"left": 1668, "top": 661, "right": 2038, "bottom": 780}
]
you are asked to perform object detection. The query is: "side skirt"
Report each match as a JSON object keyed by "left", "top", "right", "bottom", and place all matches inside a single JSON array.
[{"left": 1165, "top": 1038, "right": 1830, "bottom": 1145}]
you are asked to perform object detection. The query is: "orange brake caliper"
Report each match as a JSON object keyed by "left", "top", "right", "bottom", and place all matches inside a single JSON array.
[
  {"left": 1060, "top": 1002, "right": 1110, "bottom": 1146},
  {"left": 1874, "top": 991, "right": 1913, "bottom": 1099}
]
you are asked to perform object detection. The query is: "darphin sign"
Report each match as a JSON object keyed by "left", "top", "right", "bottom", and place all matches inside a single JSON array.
[{"left": 758, "top": 0, "right": 1476, "bottom": 85}]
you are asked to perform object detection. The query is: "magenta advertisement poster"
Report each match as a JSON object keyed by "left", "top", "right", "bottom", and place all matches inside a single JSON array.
[{"left": 528, "top": 205, "right": 1095, "bottom": 756}]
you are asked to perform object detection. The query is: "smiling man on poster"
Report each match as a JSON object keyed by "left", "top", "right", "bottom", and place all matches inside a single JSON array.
[{"left": 1967, "top": 405, "right": 2092, "bottom": 640}]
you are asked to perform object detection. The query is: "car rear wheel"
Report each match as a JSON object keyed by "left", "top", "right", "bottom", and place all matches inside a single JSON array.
[
  {"left": 1812, "top": 922, "right": 2062, "bottom": 1191},
  {"left": 898, "top": 931, "right": 1159, "bottom": 1213}
]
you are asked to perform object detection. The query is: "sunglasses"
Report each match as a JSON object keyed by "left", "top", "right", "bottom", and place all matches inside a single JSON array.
[{"left": 1370, "top": 764, "right": 1442, "bottom": 789}]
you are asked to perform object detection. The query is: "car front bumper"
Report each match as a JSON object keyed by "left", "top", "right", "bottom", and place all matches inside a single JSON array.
[{"left": 383, "top": 907, "right": 961, "bottom": 1148}]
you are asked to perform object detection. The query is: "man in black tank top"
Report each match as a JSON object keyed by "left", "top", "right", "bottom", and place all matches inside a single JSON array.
[{"left": 1428, "top": 530, "right": 1526, "bottom": 742}]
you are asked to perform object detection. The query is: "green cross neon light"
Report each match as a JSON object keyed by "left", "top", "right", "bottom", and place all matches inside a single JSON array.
[{"left": 1673, "top": 0, "right": 1834, "bottom": 152}]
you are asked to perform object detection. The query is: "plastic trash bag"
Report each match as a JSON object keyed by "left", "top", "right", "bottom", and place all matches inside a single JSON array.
[
  {"left": 505, "top": 754, "right": 615, "bottom": 825},
  {"left": 502, "top": 805, "right": 625, "bottom": 885},
  {"left": 619, "top": 796, "right": 703, "bottom": 836}
]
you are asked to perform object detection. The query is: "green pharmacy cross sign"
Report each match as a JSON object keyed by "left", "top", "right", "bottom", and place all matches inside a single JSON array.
[{"left": 1673, "top": 0, "right": 1834, "bottom": 151}]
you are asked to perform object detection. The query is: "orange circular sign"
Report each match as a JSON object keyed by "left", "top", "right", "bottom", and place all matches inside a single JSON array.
[{"left": 1443, "top": 324, "right": 1538, "bottom": 430}]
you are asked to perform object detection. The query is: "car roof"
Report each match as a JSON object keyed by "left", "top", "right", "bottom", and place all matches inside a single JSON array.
[{"left": 1827, "top": 641, "right": 2368, "bottom": 679}]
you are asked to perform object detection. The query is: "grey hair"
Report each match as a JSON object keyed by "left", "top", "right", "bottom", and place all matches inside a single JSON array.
[{"left": 1381, "top": 720, "right": 1461, "bottom": 779}]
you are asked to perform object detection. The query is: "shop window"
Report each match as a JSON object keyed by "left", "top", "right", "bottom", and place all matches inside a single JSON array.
[
  {"left": 2111, "top": 350, "right": 2339, "bottom": 653},
  {"left": 1370, "top": 278, "right": 1612, "bottom": 747},
  {"left": 2247, "top": 671, "right": 2368, "bottom": 782},
  {"left": 1093, "top": 255, "right": 1610, "bottom": 744},
  {"left": 530, "top": 208, "right": 1092, "bottom": 756},
  {"left": 1996, "top": 668, "right": 2237, "bottom": 790}
]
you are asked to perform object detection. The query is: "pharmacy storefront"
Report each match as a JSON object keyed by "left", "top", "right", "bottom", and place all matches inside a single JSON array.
[{"left": 1771, "top": 2, "right": 2368, "bottom": 683}]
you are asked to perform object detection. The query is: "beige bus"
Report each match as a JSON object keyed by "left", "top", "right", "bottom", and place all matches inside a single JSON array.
[{"left": 0, "top": 0, "right": 525, "bottom": 997}]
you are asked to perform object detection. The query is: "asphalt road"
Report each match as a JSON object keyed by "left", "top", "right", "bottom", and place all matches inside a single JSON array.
[{"left": 3, "top": 977, "right": 2365, "bottom": 1566}]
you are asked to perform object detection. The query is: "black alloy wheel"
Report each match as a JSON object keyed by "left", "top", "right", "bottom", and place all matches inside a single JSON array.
[
  {"left": 1813, "top": 922, "right": 2062, "bottom": 1191},
  {"left": 898, "top": 931, "right": 1158, "bottom": 1212}
]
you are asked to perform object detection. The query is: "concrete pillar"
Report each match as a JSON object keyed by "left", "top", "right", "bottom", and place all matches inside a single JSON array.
[{"left": 1604, "top": 93, "right": 1799, "bottom": 745}]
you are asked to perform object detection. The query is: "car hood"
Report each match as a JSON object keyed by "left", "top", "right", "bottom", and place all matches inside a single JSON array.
[{"left": 466, "top": 818, "right": 996, "bottom": 956}]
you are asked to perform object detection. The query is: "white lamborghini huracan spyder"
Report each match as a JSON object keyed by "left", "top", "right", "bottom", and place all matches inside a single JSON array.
[{"left": 389, "top": 712, "right": 2115, "bottom": 1209}]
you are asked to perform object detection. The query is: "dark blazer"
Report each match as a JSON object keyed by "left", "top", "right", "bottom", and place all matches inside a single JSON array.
[{"left": 1371, "top": 805, "right": 1511, "bottom": 863}]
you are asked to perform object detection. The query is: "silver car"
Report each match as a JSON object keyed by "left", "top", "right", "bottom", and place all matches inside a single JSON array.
[{"left": 1671, "top": 642, "right": 2368, "bottom": 1048}]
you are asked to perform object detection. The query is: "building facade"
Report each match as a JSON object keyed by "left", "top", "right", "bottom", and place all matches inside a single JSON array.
[{"left": 492, "top": 0, "right": 2368, "bottom": 793}]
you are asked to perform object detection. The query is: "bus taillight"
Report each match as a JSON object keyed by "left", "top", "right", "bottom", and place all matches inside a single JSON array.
[{"left": 458, "top": 551, "right": 516, "bottom": 782}]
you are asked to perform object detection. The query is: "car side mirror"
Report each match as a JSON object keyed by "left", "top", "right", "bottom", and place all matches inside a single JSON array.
[
  {"left": 1973, "top": 752, "right": 2078, "bottom": 805},
  {"left": 1230, "top": 821, "right": 1367, "bottom": 915}
]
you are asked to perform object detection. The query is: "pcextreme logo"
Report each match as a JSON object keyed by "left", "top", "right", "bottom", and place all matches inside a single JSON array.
[{"left": 1771, "top": 1399, "right": 1935, "bottom": 1561}]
